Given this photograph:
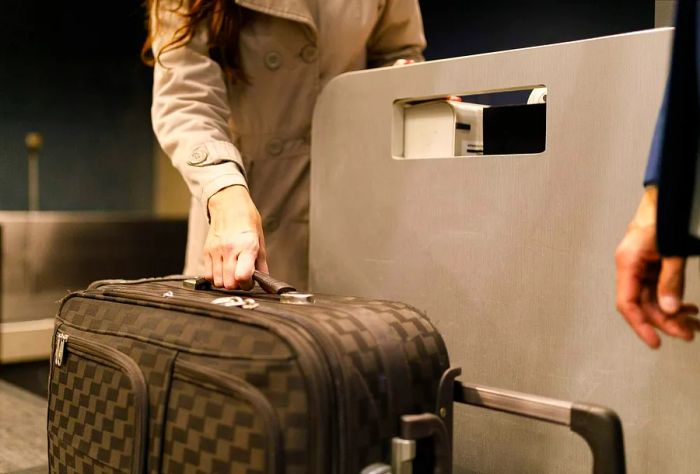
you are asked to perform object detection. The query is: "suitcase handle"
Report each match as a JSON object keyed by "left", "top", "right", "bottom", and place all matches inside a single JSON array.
[
  {"left": 183, "top": 271, "right": 297, "bottom": 295},
  {"left": 399, "top": 379, "right": 625, "bottom": 474},
  {"left": 252, "top": 270, "right": 297, "bottom": 294},
  {"left": 452, "top": 380, "right": 626, "bottom": 474}
]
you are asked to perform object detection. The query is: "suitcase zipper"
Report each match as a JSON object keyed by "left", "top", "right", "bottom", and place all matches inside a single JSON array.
[
  {"left": 86, "top": 275, "right": 186, "bottom": 291},
  {"left": 54, "top": 332, "right": 69, "bottom": 367},
  {"left": 51, "top": 330, "right": 149, "bottom": 474}
]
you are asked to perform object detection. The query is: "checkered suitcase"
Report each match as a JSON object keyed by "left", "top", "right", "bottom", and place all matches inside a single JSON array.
[
  {"left": 47, "top": 273, "right": 450, "bottom": 474},
  {"left": 47, "top": 272, "right": 626, "bottom": 473}
]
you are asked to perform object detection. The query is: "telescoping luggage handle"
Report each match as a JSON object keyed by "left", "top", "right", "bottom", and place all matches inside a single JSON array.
[{"left": 393, "top": 367, "right": 626, "bottom": 474}]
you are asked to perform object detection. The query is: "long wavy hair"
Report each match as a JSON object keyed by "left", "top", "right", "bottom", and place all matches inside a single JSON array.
[{"left": 142, "top": 0, "right": 247, "bottom": 82}]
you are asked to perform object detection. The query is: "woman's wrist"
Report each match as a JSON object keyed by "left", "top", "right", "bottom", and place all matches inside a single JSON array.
[{"left": 207, "top": 184, "right": 250, "bottom": 216}]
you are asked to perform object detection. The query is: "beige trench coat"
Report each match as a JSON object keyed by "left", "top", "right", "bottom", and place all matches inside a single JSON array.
[{"left": 151, "top": 0, "right": 425, "bottom": 290}]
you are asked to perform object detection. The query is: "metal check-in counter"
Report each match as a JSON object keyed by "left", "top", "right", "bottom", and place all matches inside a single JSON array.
[
  {"left": 0, "top": 212, "right": 187, "bottom": 363},
  {"left": 310, "top": 29, "right": 700, "bottom": 473}
]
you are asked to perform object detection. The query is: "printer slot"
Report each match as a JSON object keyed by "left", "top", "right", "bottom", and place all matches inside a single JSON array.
[{"left": 395, "top": 87, "right": 547, "bottom": 159}]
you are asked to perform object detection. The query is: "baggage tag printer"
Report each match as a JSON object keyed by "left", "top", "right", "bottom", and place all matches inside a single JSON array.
[{"left": 400, "top": 87, "right": 547, "bottom": 160}]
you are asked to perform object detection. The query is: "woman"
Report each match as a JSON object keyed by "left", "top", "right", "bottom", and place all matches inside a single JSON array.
[{"left": 145, "top": 0, "right": 425, "bottom": 290}]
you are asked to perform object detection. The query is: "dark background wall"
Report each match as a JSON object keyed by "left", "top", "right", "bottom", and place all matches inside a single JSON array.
[
  {"left": 419, "top": 1, "right": 655, "bottom": 60},
  {"left": 0, "top": 1, "right": 655, "bottom": 211},
  {"left": 0, "top": 1, "right": 152, "bottom": 211}
]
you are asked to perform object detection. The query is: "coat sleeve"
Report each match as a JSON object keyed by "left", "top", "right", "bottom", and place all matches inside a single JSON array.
[
  {"left": 150, "top": 0, "right": 247, "bottom": 216},
  {"left": 365, "top": 0, "right": 427, "bottom": 68}
]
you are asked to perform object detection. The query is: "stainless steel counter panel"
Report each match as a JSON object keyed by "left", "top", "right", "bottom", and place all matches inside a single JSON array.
[
  {"left": 0, "top": 212, "right": 187, "bottom": 325},
  {"left": 310, "top": 29, "right": 700, "bottom": 473}
]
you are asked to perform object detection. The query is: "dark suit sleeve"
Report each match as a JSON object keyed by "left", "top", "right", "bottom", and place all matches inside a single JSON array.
[
  {"left": 656, "top": 0, "right": 700, "bottom": 255},
  {"left": 643, "top": 89, "right": 668, "bottom": 186}
]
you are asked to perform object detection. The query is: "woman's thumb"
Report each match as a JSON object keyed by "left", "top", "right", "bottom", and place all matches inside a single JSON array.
[{"left": 657, "top": 256, "right": 686, "bottom": 314}]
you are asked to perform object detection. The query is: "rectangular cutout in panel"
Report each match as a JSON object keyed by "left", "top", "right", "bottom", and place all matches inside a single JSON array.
[{"left": 393, "top": 86, "right": 547, "bottom": 159}]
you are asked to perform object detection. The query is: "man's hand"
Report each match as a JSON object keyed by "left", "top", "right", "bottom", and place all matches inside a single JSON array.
[
  {"left": 615, "top": 186, "right": 697, "bottom": 348},
  {"left": 205, "top": 185, "right": 268, "bottom": 290}
]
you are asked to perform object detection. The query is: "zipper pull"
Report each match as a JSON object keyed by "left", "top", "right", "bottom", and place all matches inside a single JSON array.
[{"left": 54, "top": 332, "right": 69, "bottom": 367}]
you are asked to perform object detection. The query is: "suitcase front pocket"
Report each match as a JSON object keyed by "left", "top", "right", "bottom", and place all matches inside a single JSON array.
[
  {"left": 48, "top": 331, "right": 149, "bottom": 473},
  {"left": 162, "top": 359, "right": 284, "bottom": 474}
]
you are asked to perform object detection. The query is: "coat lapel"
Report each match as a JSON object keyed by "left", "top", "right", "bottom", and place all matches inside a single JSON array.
[{"left": 235, "top": 0, "right": 317, "bottom": 34}]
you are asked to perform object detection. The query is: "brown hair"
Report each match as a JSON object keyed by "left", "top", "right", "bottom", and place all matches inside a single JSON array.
[{"left": 142, "top": 0, "right": 247, "bottom": 82}]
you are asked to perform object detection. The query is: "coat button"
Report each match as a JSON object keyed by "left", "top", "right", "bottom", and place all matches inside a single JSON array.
[
  {"left": 264, "top": 51, "right": 282, "bottom": 71},
  {"left": 263, "top": 216, "right": 280, "bottom": 232},
  {"left": 300, "top": 44, "right": 318, "bottom": 63},
  {"left": 186, "top": 145, "right": 208, "bottom": 166},
  {"left": 266, "top": 138, "right": 284, "bottom": 156}
]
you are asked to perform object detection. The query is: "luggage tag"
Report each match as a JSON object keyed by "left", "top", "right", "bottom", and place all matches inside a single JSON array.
[{"left": 211, "top": 296, "right": 260, "bottom": 310}]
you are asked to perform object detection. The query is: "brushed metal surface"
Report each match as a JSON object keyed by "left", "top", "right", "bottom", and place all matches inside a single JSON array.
[
  {"left": 310, "top": 29, "right": 699, "bottom": 473},
  {"left": 0, "top": 212, "right": 187, "bottom": 325},
  {"left": 0, "top": 319, "right": 54, "bottom": 363},
  {"left": 455, "top": 383, "right": 572, "bottom": 426}
]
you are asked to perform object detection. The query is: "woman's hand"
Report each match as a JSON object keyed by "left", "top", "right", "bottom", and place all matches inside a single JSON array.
[{"left": 205, "top": 185, "right": 268, "bottom": 289}]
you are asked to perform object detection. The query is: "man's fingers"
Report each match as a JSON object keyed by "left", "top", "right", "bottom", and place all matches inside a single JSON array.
[
  {"left": 636, "top": 323, "right": 662, "bottom": 349},
  {"left": 615, "top": 236, "right": 664, "bottom": 348},
  {"left": 617, "top": 301, "right": 661, "bottom": 348},
  {"left": 642, "top": 299, "right": 692, "bottom": 341},
  {"left": 616, "top": 267, "right": 661, "bottom": 348},
  {"left": 668, "top": 314, "right": 696, "bottom": 342},
  {"left": 683, "top": 312, "right": 700, "bottom": 332},
  {"left": 612, "top": 190, "right": 697, "bottom": 348},
  {"left": 615, "top": 240, "right": 645, "bottom": 301},
  {"left": 671, "top": 305, "right": 700, "bottom": 341},
  {"left": 615, "top": 247, "right": 644, "bottom": 322},
  {"left": 657, "top": 257, "right": 686, "bottom": 314},
  {"left": 640, "top": 285, "right": 696, "bottom": 342}
]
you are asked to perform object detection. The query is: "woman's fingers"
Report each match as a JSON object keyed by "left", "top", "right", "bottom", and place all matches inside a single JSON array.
[
  {"left": 205, "top": 185, "right": 267, "bottom": 289},
  {"left": 205, "top": 232, "right": 263, "bottom": 289},
  {"left": 235, "top": 233, "right": 259, "bottom": 290},
  {"left": 204, "top": 250, "right": 214, "bottom": 282},
  {"left": 222, "top": 245, "right": 238, "bottom": 289},
  {"left": 211, "top": 250, "right": 224, "bottom": 288},
  {"left": 256, "top": 226, "right": 269, "bottom": 274}
]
